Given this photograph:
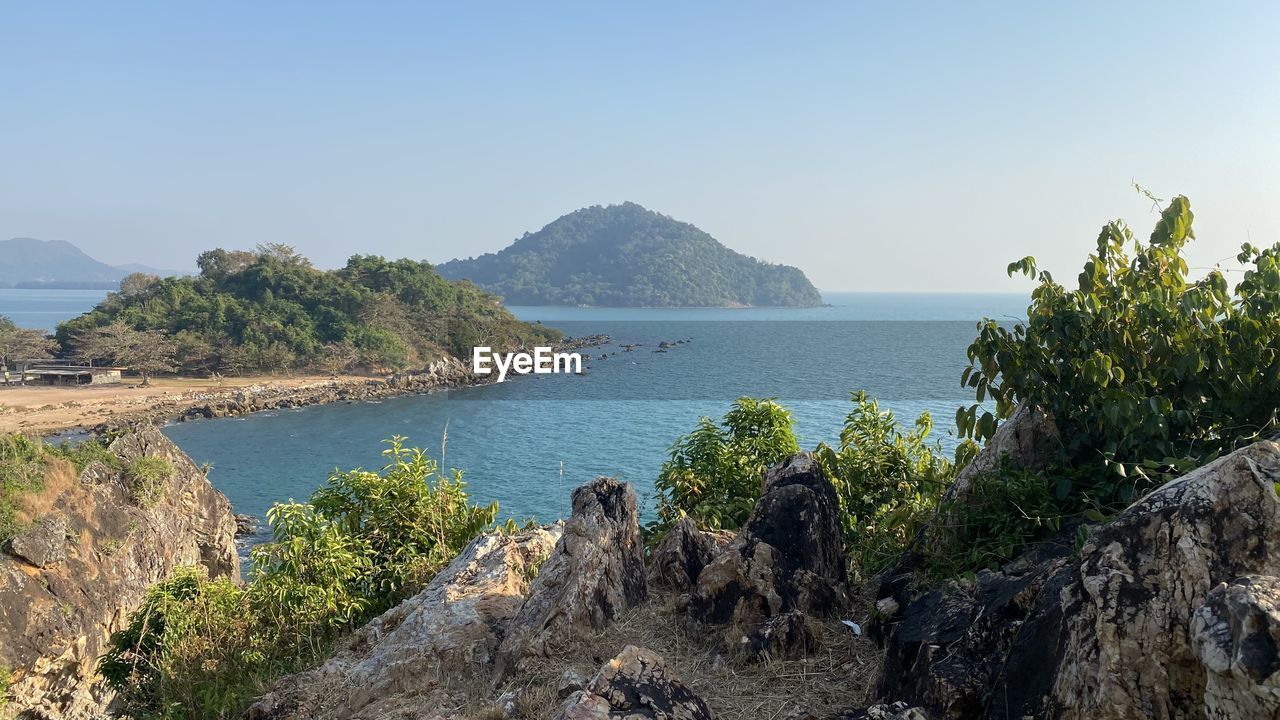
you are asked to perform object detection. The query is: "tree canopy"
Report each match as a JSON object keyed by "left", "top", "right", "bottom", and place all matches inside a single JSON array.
[
  {"left": 437, "top": 202, "right": 824, "bottom": 307},
  {"left": 56, "top": 246, "right": 561, "bottom": 375}
]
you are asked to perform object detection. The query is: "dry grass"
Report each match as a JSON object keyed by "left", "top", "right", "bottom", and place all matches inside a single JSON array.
[
  {"left": 13, "top": 456, "right": 76, "bottom": 524},
  {"left": 482, "top": 595, "right": 882, "bottom": 720}
]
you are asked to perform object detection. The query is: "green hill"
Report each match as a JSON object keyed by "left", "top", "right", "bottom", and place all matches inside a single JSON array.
[
  {"left": 0, "top": 237, "right": 128, "bottom": 288},
  {"left": 56, "top": 246, "right": 561, "bottom": 374},
  {"left": 436, "top": 203, "right": 823, "bottom": 307}
]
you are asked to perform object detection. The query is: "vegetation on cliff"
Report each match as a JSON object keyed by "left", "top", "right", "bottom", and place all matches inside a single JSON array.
[
  {"left": 436, "top": 202, "right": 824, "bottom": 307},
  {"left": 101, "top": 437, "right": 508, "bottom": 719},
  {"left": 55, "top": 245, "right": 562, "bottom": 376},
  {"left": 0, "top": 435, "right": 118, "bottom": 542}
]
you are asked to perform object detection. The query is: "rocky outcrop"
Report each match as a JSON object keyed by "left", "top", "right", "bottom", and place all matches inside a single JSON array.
[
  {"left": 740, "top": 609, "right": 820, "bottom": 662},
  {"left": 647, "top": 517, "right": 734, "bottom": 594},
  {"left": 246, "top": 525, "right": 561, "bottom": 720},
  {"left": 689, "top": 454, "right": 848, "bottom": 627},
  {"left": 943, "top": 402, "right": 1059, "bottom": 503},
  {"left": 495, "top": 478, "right": 648, "bottom": 679},
  {"left": 554, "top": 645, "right": 714, "bottom": 720},
  {"left": 870, "top": 439, "right": 1280, "bottom": 720},
  {"left": 1192, "top": 576, "right": 1280, "bottom": 719},
  {"left": 0, "top": 426, "right": 239, "bottom": 720}
]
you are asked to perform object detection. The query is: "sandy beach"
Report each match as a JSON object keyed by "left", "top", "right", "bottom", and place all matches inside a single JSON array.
[{"left": 0, "top": 375, "right": 386, "bottom": 436}]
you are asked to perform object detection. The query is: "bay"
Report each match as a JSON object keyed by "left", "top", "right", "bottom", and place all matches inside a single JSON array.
[{"left": 159, "top": 292, "right": 1029, "bottom": 523}]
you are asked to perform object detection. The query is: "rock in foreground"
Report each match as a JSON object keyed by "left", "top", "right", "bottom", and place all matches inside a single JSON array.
[
  {"left": 647, "top": 517, "right": 734, "bottom": 594},
  {"left": 0, "top": 427, "right": 239, "bottom": 720},
  {"left": 689, "top": 453, "right": 848, "bottom": 626},
  {"left": 872, "top": 439, "right": 1280, "bottom": 719},
  {"left": 496, "top": 477, "right": 648, "bottom": 679},
  {"left": 246, "top": 526, "right": 561, "bottom": 720},
  {"left": 554, "top": 645, "right": 714, "bottom": 720}
]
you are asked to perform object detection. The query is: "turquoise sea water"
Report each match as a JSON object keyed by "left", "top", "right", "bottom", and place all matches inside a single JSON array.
[
  {"left": 155, "top": 292, "right": 1030, "bottom": 523},
  {"left": 0, "top": 288, "right": 1030, "bottom": 522}
]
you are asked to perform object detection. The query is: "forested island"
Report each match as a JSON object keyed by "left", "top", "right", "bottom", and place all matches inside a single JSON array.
[
  {"left": 53, "top": 244, "right": 561, "bottom": 375},
  {"left": 436, "top": 202, "right": 824, "bottom": 307}
]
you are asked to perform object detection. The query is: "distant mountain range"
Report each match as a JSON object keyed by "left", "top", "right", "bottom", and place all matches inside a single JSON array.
[
  {"left": 0, "top": 238, "right": 183, "bottom": 289},
  {"left": 436, "top": 203, "right": 823, "bottom": 307}
]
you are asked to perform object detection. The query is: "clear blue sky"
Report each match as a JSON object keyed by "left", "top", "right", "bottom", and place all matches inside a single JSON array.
[{"left": 1, "top": 2, "right": 1276, "bottom": 291}]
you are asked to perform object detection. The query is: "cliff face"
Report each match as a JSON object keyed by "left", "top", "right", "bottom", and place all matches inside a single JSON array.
[{"left": 0, "top": 427, "right": 239, "bottom": 719}]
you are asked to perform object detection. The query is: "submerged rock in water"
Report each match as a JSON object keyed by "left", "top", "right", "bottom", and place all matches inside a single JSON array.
[{"left": 496, "top": 477, "right": 648, "bottom": 679}]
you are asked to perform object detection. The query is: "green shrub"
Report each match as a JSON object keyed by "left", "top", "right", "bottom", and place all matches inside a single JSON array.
[
  {"left": 50, "top": 438, "right": 121, "bottom": 473},
  {"left": 815, "top": 392, "right": 958, "bottom": 579},
  {"left": 126, "top": 457, "right": 175, "bottom": 508},
  {"left": 100, "top": 567, "right": 267, "bottom": 717},
  {"left": 649, "top": 397, "right": 799, "bottom": 537},
  {"left": 102, "top": 437, "right": 499, "bottom": 720},
  {"left": 960, "top": 194, "right": 1280, "bottom": 509},
  {"left": 923, "top": 462, "right": 1063, "bottom": 577}
]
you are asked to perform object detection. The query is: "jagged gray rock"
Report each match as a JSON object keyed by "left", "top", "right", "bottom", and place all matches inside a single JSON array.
[
  {"left": 495, "top": 478, "right": 648, "bottom": 679},
  {"left": 1191, "top": 576, "right": 1280, "bottom": 719},
  {"left": 689, "top": 453, "right": 848, "bottom": 627},
  {"left": 647, "top": 516, "right": 734, "bottom": 593},
  {"left": 6, "top": 514, "right": 68, "bottom": 568},
  {"left": 871, "top": 439, "right": 1280, "bottom": 719},
  {"left": 245, "top": 526, "right": 561, "bottom": 720},
  {"left": 554, "top": 645, "right": 714, "bottom": 720},
  {"left": 740, "top": 609, "right": 820, "bottom": 661}
]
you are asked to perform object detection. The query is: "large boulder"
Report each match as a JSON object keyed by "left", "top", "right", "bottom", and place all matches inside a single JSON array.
[
  {"left": 0, "top": 427, "right": 239, "bottom": 720},
  {"left": 1192, "top": 576, "right": 1280, "bottom": 719},
  {"left": 869, "top": 439, "right": 1280, "bottom": 719},
  {"left": 554, "top": 645, "right": 714, "bottom": 720},
  {"left": 7, "top": 514, "right": 69, "bottom": 568},
  {"left": 647, "top": 517, "right": 734, "bottom": 594},
  {"left": 689, "top": 454, "right": 848, "bottom": 627},
  {"left": 246, "top": 526, "right": 561, "bottom": 720},
  {"left": 495, "top": 477, "right": 648, "bottom": 679}
]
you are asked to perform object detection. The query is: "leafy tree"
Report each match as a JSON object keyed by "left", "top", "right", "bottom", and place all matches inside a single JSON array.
[
  {"left": 650, "top": 397, "right": 799, "bottom": 536},
  {"left": 73, "top": 322, "right": 177, "bottom": 385},
  {"left": 120, "top": 272, "right": 161, "bottom": 297},
  {"left": 0, "top": 315, "right": 57, "bottom": 374},
  {"left": 255, "top": 242, "right": 312, "bottom": 269},
  {"left": 59, "top": 251, "right": 560, "bottom": 376},
  {"left": 959, "top": 194, "right": 1280, "bottom": 508},
  {"left": 196, "top": 248, "right": 257, "bottom": 280}
]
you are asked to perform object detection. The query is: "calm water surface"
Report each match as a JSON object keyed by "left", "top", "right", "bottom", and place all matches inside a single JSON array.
[
  {"left": 158, "top": 292, "right": 1029, "bottom": 523},
  {"left": 0, "top": 288, "right": 1030, "bottom": 522}
]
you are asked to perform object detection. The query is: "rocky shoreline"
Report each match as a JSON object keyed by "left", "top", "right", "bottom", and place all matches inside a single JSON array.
[{"left": 95, "top": 335, "right": 613, "bottom": 433}]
